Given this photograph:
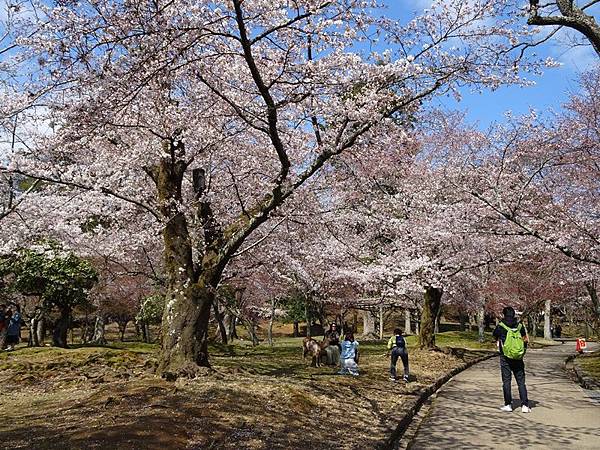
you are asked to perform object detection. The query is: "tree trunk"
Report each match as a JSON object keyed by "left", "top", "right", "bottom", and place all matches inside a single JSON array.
[
  {"left": 459, "top": 311, "right": 467, "bottom": 331},
  {"left": 247, "top": 320, "right": 260, "bottom": 347},
  {"left": 28, "top": 317, "right": 39, "bottom": 347},
  {"left": 532, "top": 314, "right": 538, "bottom": 338},
  {"left": 117, "top": 319, "right": 128, "bottom": 342},
  {"left": 544, "top": 299, "right": 552, "bottom": 340},
  {"left": 226, "top": 314, "right": 239, "bottom": 341},
  {"left": 81, "top": 317, "right": 91, "bottom": 343},
  {"left": 36, "top": 317, "right": 45, "bottom": 345},
  {"left": 28, "top": 305, "right": 46, "bottom": 347},
  {"left": 477, "top": 306, "right": 485, "bottom": 343},
  {"left": 154, "top": 156, "right": 220, "bottom": 377},
  {"left": 362, "top": 310, "right": 375, "bottom": 335},
  {"left": 138, "top": 319, "right": 148, "bottom": 343},
  {"left": 420, "top": 286, "right": 443, "bottom": 349},
  {"left": 144, "top": 322, "right": 151, "bottom": 343},
  {"left": 90, "top": 314, "right": 107, "bottom": 345},
  {"left": 468, "top": 314, "right": 476, "bottom": 332},
  {"left": 52, "top": 307, "right": 70, "bottom": 348},
  {"left": 293, "top": 320, "right": 299, "bottom": 337},
  {"left": 379, "top": 306, "right": 384, "bottom": 340},
  {"left": 405, "top": 309, "right": 412, "bottom": 334},
  {"left": 212, "top": 300, "right": 228, "bottom": 344},
  {"left": 304, "top": 300, "right": 311, "bottom": 338},
  {"left": 434, "top": 305, "right": 442, "bottom": 334},
  {"left": 158, "top": 281, "right": 214, "bottom": 377},
  {"left": 585, "top": 280, "right": 599, "bottom": 322},
  {"left": 267, "top": 298, "right": 276, "bottom": 347}
]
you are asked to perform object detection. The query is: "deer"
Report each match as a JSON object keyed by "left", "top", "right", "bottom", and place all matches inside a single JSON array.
[{"left": 302, "top": 336, "right": 331, "bottom": 367}]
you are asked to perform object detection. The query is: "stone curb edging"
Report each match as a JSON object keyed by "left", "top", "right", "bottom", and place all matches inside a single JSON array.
[
  {"left": 566, "top": 352, "right": 600, "bottom": 390},
  {"left": 379, "top": 351, "right": 498, "bottom": 450}
]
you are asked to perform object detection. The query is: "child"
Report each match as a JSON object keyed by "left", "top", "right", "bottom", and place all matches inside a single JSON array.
[
  {"left": 338, "top": 332, "right": 359, "bottom": 376},
  {"left": 387, "top": 327, "right": 409, "bottom": 382}
]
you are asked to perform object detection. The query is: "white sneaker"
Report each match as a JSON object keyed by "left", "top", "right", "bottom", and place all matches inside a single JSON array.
[
  {"left": 521, "top": 405, "right": 531, "bottom": 413},
  {"left": 500, "top": 405, "right": 513, "bottom": 412}
]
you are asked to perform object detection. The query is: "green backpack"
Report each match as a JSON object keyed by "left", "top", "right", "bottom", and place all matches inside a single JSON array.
[{"left": 499, "top": 322, "right": 526, "bottom": 360}]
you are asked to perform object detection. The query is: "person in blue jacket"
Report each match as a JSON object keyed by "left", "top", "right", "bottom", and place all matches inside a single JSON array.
[{"left": 5, "top": 305, "right": 22, "bottom": 351}]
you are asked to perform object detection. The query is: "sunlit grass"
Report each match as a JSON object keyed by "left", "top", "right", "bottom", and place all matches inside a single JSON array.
[{"left": 578, "top": 353, "right": 600, "bottom": 381}]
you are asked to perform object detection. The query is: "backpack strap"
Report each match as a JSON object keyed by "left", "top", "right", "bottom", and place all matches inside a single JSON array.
[
  {"left": 499, "top": 321, "right": 520, "bottom": 332},
  {"left": 499, "top": 322, "right": 511, "bottom": 332}
]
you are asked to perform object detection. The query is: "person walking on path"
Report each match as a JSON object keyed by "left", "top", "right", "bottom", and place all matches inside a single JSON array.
[
  {"left": 338, "top": 332, "right": 359, "bottom": 376},
  {"left": 387, "top": 327, "right": 409, "bottom": 382},
  {"left": 493, "top": 306, "right": 531, "bottom": 413}
]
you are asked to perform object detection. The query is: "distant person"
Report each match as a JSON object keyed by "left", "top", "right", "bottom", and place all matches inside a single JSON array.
[
  {"left": 493, "top": 306, "right": 530, "bottom": 413},
  {"left": 0, "top": 304, "right": 7, "bottom": 349},
  {"left": 387, "top": 327, "right": 409, "bottom": 382},
  {"left": 5, "top": 305, "right": 22, "bottom": 351},
  {"left": 323, "top": 323, "right": 341, "bottom": 366},
  {"left": 338, "top": 332, "right": 359, "bottom": 376},
  {"left": 554, "top": 323, "right": 562, "bottom": 338}
]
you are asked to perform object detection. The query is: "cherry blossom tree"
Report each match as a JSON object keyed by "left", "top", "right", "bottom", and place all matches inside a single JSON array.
[{"left": 0, "top": 0, "right": 553, "bottom": 376}]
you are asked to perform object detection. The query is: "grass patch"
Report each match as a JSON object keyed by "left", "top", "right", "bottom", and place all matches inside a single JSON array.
[{"left": 578, "top": 353, "right": 600, "bottom": 381}]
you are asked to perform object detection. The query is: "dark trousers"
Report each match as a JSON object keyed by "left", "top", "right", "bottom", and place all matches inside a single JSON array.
[
  {"left": 390, "top": 347, "right": 409, "bottom": 378},
  {"left": 500, "top": 355, "right": 529, "bottom": 407}
]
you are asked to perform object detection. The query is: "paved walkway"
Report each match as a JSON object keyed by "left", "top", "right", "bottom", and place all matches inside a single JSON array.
[{"left": 409, "top": 343, "right": 600, "bottom": 449}]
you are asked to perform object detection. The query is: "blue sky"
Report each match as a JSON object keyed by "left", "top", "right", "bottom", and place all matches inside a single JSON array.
[{"left": 382, "top": 1, "right": 598, "bottom": 129}]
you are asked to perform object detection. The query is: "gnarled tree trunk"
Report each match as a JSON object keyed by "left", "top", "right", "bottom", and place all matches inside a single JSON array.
[
  {"left": 52, "top": 307, "right": 70, "bottom": 348},
  {"left": 420, "top": 286, "right": 443, "bottom": 349},
  {"left": 90, "top": 314, "right": 107, "bottom": 345}
]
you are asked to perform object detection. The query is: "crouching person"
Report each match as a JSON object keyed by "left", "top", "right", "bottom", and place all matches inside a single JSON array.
[
  {"left": 338, "top": 332, "right": 359, "bottom": 376},
  {"left": 388, "top": 327, "right": 409, "bottom": 382}
]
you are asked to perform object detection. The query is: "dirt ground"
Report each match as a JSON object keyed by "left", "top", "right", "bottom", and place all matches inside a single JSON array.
[{"left": 0, "top": 335, "right": 493, "bottom": 450}]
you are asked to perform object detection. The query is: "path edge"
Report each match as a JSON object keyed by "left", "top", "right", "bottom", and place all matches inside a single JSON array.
[
  {"left": 565, "top": 351, "right": 600, "bottom": 390},
  {"left": 380, "top": 350, "right": 498, "bottom": 450}
]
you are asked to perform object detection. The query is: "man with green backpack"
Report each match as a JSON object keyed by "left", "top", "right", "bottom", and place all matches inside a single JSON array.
[{"left": 493, "top": 306, "right": 531, "bottom": 413}]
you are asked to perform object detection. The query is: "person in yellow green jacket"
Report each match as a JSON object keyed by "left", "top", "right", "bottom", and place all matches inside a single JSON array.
[{"left": 387, "top": 327, "right": 409, "bottom": 382}]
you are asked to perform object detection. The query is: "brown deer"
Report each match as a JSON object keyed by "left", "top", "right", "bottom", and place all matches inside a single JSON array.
[{"left": 302, "top": 336, "right": 331, "bottom": 367}]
